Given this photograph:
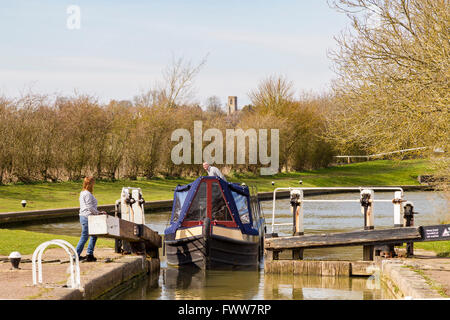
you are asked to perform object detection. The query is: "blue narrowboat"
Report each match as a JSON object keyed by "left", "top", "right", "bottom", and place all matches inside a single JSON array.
[{"left": 164, "top": 176, "right": 265, "bottom": 269}]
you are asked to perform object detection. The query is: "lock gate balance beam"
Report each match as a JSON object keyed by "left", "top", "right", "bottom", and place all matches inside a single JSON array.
[
  {"left": 88, "top": 214, "right": 162, "bottom": 250},
  {"left": 264, "top": 224, "right": 450, "bottom": 262}
]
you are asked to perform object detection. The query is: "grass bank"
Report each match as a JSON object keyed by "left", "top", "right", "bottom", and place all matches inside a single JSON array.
[
  {"left": 414, "top": 242, "right": 450, "bottom": 258},
  {"left": 0, "top": 229, "right": 114, "bottom": 256},
  {"left": 0, "top": 159, "right": 433, "bottom": 213}
]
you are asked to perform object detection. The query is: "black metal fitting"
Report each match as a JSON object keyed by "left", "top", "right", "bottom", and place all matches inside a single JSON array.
[
  {"left": 360, "top": 194, "right": 371, "bottom": 208},
  {"left": 403, "top": 203, "right": 418, "bottom": 227}
]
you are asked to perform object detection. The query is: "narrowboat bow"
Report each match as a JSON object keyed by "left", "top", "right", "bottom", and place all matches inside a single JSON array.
[{"left": 164, "top": 176, "right": 265, "bottom": 269}]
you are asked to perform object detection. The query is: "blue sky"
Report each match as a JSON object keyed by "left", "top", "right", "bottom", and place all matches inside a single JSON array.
[{"left": 0, "top": 1, "right": 350, "bottom": 106}]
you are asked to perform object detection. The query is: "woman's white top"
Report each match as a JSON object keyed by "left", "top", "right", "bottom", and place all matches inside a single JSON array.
[{"left": 79, "top": 190, "right": 99, "bottom": 216}]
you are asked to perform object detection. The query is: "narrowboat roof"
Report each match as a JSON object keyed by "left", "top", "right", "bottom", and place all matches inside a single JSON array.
[{"left": 164, "top": 176, "right": 258, "bottom": 236}]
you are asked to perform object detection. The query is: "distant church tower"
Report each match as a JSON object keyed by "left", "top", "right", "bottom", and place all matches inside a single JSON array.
[{"left": 227, "top": 96, "right": 238, "bottom": 115}]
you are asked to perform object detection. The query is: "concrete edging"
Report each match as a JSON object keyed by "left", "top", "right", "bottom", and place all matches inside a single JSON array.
[
  {"left": 55, "top": 256, "right": 160, "bottom": 300},
  {"left": 380, "top": 259, "right": 443, "bottom": 299}
]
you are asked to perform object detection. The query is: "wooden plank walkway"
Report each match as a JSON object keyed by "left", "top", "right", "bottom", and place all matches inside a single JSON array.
[
  {"left": 265, "top": 227, "right": 421, "bottom": 250},
  {"left": 264, "top": 224, "right": 450, "bottom": 263}
]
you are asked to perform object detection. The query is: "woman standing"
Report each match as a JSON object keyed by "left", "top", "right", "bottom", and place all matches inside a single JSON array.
[{"left": 76, "top": 176, "right": 104, "bottom": 262}]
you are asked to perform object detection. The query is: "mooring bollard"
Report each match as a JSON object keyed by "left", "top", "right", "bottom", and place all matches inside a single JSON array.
[{"left": 8, "top": 252, "right": 21, "bottom": 269}]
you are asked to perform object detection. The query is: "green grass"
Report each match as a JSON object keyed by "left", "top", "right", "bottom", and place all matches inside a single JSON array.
[
  {"left": 414, "top": 241, "right": 450, "bottom": 258},
  {"left": 0, "top": 229, "right": 114, "bottom": 256},
  {"left": 0, "top": 159, "right": 433, "bottom": 213},
  {"left": 231, "top": 159, "right": 432, "bottom": 191}
]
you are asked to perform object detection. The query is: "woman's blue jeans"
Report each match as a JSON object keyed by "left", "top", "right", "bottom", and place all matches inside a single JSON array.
[{"left": 76, "top": 216, "right": 97, "bottom": 256}]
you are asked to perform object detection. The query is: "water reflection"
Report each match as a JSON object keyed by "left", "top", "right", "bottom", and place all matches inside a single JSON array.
[
  {"left": 263, "top": 273, "right": 394, "bottom": 300},
  {"left": 156, "top": 267, "right": 261, "bottom": 300},
  {"left": 113, "top": 266, "right": 394, "bottom": 300}
]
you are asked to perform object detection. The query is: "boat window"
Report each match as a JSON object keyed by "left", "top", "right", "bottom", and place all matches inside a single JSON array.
[
  {"left": 211, "top": 182, "right": 233, "bottom": 221},
  {"left": 184, "top": 182, "right": 207, "bottom": 221},
  {"left": 231, "top": 191, "right": 251, "bottom": 224},
  {"left": 172, "top": 190, "right": 188, "bottom": 223}
]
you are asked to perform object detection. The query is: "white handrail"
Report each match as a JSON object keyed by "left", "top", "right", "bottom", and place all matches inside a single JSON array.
[
  {"left": 334, "top": 147, "right": 428, "bottom": 159},
  {"left": 32, "top": 239, "right": 81, "bottom": 289},
  {"left": 302, "top": 199, "right": 393, "bottom": 202},
  {"left": 270, "top": 187, "right": 404, "bottom": 234}
]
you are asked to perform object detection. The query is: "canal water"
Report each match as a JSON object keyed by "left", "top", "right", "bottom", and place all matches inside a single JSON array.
[{"left": 13, "top": 191, "right": 447, "bottom": 300}]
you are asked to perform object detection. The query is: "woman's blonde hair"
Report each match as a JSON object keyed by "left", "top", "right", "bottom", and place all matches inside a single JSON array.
[{"left": 82, "top": 176, "right": 95, "bottom": 193}]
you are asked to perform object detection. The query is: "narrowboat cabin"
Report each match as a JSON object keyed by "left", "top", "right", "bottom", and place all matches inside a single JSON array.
[{"left": 164, "top": 176, "right": 265, "bottom": 269}]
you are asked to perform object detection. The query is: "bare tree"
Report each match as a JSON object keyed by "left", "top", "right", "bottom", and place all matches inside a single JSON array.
[
  {"left": 161, "top": 54, "right": 209, "bottom": 108},
  {"left": 249, "top": 75, "right": 295, "bottom": 114},
  {"left": 205, "top": 95, "right": 224, "bottom": 114}
]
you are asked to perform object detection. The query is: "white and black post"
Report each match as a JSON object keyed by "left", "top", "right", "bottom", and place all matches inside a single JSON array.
[
  {"left": 290, "top": 189, "right": 304, "bottom": 260},
  {"left": 360, "top": 189, "right": 374, "bottom": 230},
  {"left": 361, "top": 189, "right": 374, "bottom": 261},
  {"left": 393, "top": 191, "right": 404, "bottom": 228},
  {"left": 290, "top": 189, "right": 304, "bottom": 236}
]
